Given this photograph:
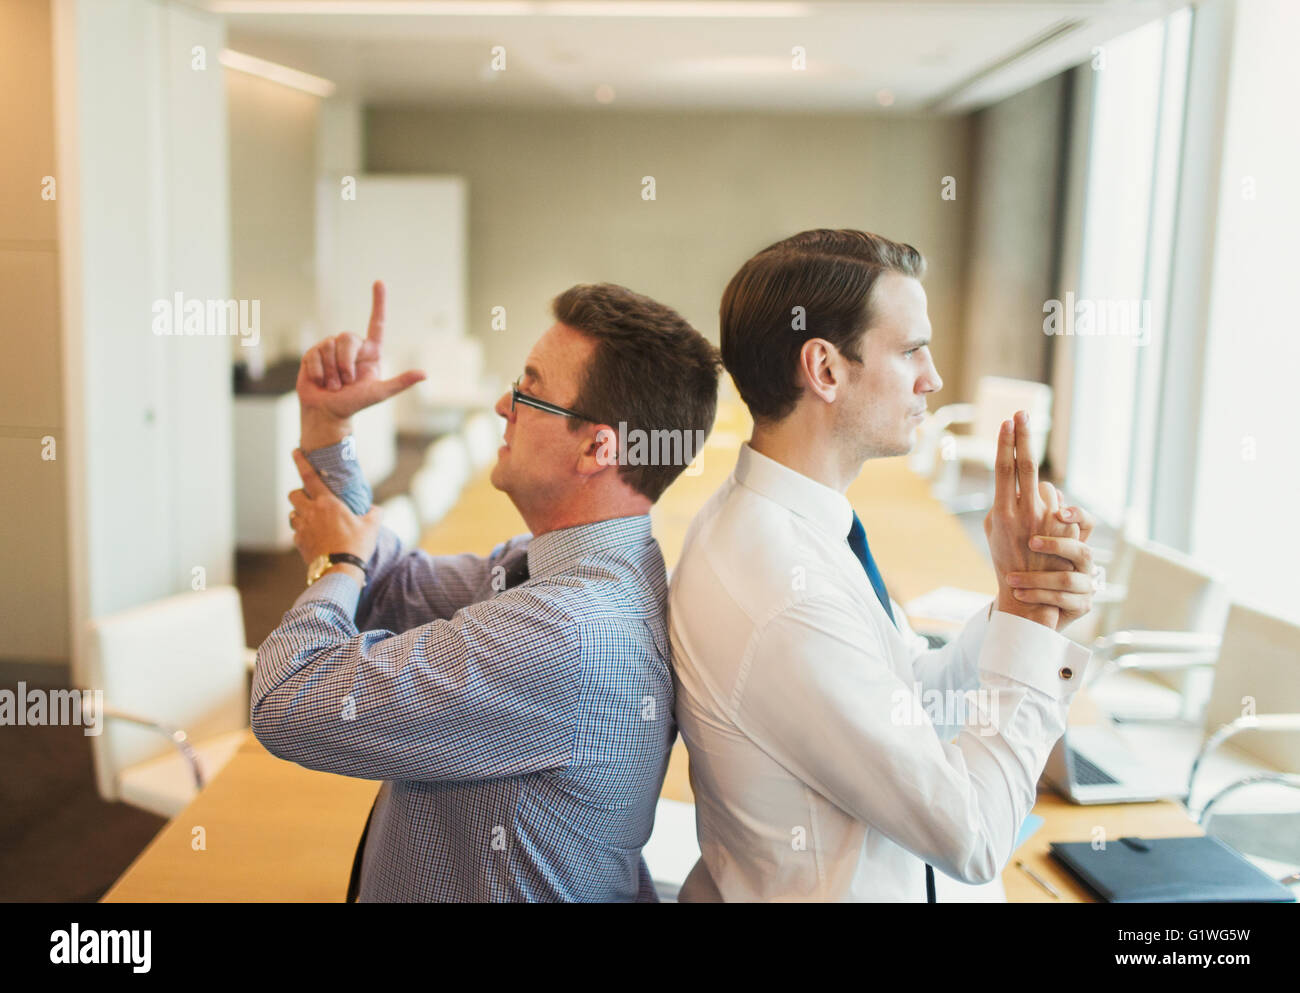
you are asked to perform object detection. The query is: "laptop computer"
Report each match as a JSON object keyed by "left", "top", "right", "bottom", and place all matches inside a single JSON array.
[{"left": 1043, "top": 723, "right": 1184, "bottom": 805}]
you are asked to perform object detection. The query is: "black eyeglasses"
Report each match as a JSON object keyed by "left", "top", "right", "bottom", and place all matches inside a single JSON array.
[{"left": 511, "top": 377, "right": 593, "bottom": 422}]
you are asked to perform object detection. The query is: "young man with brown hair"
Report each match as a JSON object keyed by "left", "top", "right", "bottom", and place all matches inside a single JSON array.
[
  {"left": 669, "top": 229, "right": 1098, "bottom": 901},
  {"left": 252, "top": 280, "right": 720, "bottom": 902}
]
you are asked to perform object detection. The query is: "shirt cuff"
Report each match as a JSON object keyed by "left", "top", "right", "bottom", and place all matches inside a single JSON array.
[
  {"left": 306, "top": 437, "right": 372, "bottom": 515},
  {"left": 979, "top": 609, "right": 1091, "bottom": 700},
  {"left": 954, "top": 597, "right": 995, "bottom": 660},
  {"left": 293, "top": 570, "right": 363, "bottom": 618}
]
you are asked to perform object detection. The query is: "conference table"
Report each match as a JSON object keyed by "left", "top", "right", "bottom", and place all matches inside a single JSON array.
[{"left": 103, "top": 395, "right": 1201, "bottom": 902}]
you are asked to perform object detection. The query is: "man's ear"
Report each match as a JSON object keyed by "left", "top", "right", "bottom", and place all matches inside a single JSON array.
[
  {"left": 799, "top": 338, "right": 841, "bottom": 404},
  {"left": 576, "top": 423, "right": 619, "bottom": 478}
]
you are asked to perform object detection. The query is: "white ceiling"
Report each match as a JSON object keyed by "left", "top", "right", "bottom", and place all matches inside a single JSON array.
[{"left": 207, "top": 0, "right": 1190, "bottom": 112}]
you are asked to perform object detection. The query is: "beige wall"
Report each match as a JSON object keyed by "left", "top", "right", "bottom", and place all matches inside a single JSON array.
[
  {"left": 366, "top": 106, "right": 974, "bottom": 399},
  {"left": 227, "top": 68, "right": 319, "bottom": 367},
  {"left": 960, "top": 73, "right": 1069, "bottom": 404},
  {"left": 0, "top": 0, "right": 69, "bottom": 664}
]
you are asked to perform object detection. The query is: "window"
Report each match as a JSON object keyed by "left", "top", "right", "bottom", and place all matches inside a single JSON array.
[{"left": 1065, "top": 10, "right": 1191, "bottom": 536}]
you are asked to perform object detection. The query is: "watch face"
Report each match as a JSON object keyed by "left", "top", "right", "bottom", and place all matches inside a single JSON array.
[{"left": 307, "top": 553, "right": 331, "bottom": 584}]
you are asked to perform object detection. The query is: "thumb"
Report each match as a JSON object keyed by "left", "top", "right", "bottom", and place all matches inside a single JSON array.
[
  {"left": 1037, "top": 479, "right": 1059, "bottom": 512},
  {"left": 361, "top": 369, "right": 426, "bottom": 407}
]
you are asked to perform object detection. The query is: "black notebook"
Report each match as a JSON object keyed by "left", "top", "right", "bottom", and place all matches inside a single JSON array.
[{"left": 1049, "top": 835, "right": 1297, "bottom": 903}]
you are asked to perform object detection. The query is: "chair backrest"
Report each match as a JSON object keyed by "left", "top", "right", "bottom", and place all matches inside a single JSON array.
[
  {"left": 1204, "top": 602, "right": 1300, "bottom": 773},
  {"left": 423, "top": 435, "right": 471, "bottom": 489},
  {"left": 1083, "top": 523, "right": 1140, "bottom": 639},
  {"left": 461, "top": 411, "right": 502, "bottom": 470},
  {"left": 972, "top": 376, "right": 1053, "bottom": 464},
  {"left": 410, "top": 464, "right": 460, "bottom": 526},
  {"left": 379, "top": 494, "right": 422, "bottom": 549},
  {"left": 86, "top": 586, "right": 248, "bottom": 803},
  {"left": 1106, "top": 539, "right": 1229, "bottom": 636}
]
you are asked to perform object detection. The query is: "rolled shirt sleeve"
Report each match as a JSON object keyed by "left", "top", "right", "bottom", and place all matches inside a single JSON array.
[
  {"left": 300, "top": 435, "right": 532, "bottom": 634},
  {"left": 305, "top": 437, "right": 372, "bottom": 515}
]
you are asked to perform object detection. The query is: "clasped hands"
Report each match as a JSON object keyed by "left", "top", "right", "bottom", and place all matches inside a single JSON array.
[{"left": 984, "top": 410, "right": 1097, "bottom": 632}]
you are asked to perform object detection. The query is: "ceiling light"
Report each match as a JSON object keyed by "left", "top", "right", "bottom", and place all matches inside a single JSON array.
[
  {"left": 208, "top": 1, "right": 810, "bottom": 16},
  {"left": 219, "top": 49, "right": 337, "bottom": 97}
]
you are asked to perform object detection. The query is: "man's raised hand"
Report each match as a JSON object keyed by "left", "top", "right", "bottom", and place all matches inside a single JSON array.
[
  {"left": 983, "top": 410, "right": 1081, "bottom": 629},
  {"left": 1006, "top": 489, "right": 1097, "bottom": 632},
  {"left": 297, "top": 280, "right": 427, "bottom": 422}
]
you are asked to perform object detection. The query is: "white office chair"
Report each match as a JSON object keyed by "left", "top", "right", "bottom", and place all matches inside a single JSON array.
[
  {"left": 378, "top": 494, "right": 421, "bottom": 550},
  {"left": 422, "top": 435, "right": 472, "bottom": 491},
  {"left": 1181, "top": 604, "right": 1300, "bottom": 884},
  {"left": 410, "top": 463, "right": 462, "bottom": 527},
  {"left": 1083, "top": 539, "right": 1229, "bottom": 725},
  {"left": 1189, "top": 602, "right": 1300, "bottom": 793},
  {"left": 1198, "top": 774, "right": 1300, "bottom": 890},
  {"left": 1061, "top": 521, "right": 1138, "bottom": 645},
  {"left": 910, "top": 376, "right": 1054, "bottom": 513},
  {"left": 85, "top": 586, "right": 254, "bottom": 820},
  {"left": 461, "top": 410, "right": 502, "bottom": 471}
]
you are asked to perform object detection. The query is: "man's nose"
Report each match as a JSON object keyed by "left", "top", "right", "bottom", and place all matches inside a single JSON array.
[
  {"left": 494, "top": 391, "right": 512, "bottom": 420},
  {"left": 923, "top": 361, "right": 943, "bottom": 394}
]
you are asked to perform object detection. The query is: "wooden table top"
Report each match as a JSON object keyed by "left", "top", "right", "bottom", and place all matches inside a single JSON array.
[{"left": 103, "top": 733, "right": 379, "bottom": 903}]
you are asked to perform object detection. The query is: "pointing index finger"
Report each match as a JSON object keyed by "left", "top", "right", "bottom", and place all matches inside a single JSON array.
[
  {"left": 367, "top": 280, "right": 386, "bottom": 345},
  {"left": 1014, "top": 410, "right": 1038, "bottom": 504}
]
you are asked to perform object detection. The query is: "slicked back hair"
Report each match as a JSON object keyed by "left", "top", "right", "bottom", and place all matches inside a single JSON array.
[{"left": 720, "top": 229, "right": 926, "bottom": 422}]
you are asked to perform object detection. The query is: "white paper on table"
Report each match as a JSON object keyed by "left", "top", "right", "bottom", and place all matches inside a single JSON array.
[
  {"left": 643, "top": 798, "right": 702, "bottom": 888},
  {"left": 904, "top": 586, "right": 993, "bottom": 624}
]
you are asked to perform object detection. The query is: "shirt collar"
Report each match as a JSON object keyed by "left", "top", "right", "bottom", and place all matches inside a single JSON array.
[
  {"left": 733, "top": 442, "right": 854, "bottom": 541},
  {"left": 526, "top": 513, "right": 654, "bottom": 578}
]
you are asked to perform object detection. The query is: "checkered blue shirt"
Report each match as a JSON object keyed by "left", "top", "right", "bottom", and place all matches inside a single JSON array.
[{"left": 251, "top": 440, "right": 675, "bottom": 902}]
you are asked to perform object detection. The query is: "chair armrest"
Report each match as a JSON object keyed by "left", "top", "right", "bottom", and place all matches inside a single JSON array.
[
  {"left": 1094, "top": 629, "right": 1222, "bottom": 660},
  {"left": 1198, "top": 772, "right": 1300, "bottom": 828},
  {"left": 1186, "top": 713, "right": 1300, "bottom": 804},
  {"left": 1110, "top": 650, "right": 1219, "bottom": 672},
  {"left": 927, "top": 402, "right": 975, "bottom": 433},
  {"left": 1091, "top": 583, "right": 1127, "bottom": 606},
  {"left": 98, "top": 705, "right": 205, "bottom": 791},
  {"left": 908, "top": 403, "right": 977, "bottom": 477}
]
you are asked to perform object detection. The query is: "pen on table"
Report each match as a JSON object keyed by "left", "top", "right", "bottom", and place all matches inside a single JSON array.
[{"left": 1016, "top": 859, "right": 1061, "bottom": 899}]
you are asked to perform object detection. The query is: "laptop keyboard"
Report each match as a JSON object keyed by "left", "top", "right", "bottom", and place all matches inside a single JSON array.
[{"left": 1069, "top": 749, "right": 1121, "bottom": 786}]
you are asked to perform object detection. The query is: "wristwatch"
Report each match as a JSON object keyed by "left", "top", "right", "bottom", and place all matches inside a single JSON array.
[{"left": 307, "top": 552, "right": 368, "bottom": 587}]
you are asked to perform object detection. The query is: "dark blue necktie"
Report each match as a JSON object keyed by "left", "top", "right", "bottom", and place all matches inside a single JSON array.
[
  {"left": 847, "top": 512, "right": 896, "bottom": 627},
  {"left": 846, "top": 510, "right": 937, "bottom": 903}
]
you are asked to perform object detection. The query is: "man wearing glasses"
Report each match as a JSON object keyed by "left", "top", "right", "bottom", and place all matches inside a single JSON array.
[{"left": 251, "top": 280, "right": 720, "bottom": 902}]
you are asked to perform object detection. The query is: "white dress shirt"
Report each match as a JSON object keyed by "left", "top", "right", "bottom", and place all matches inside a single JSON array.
[{"left": 668, "top": 443, "right": 1091, "bottom": 901}]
